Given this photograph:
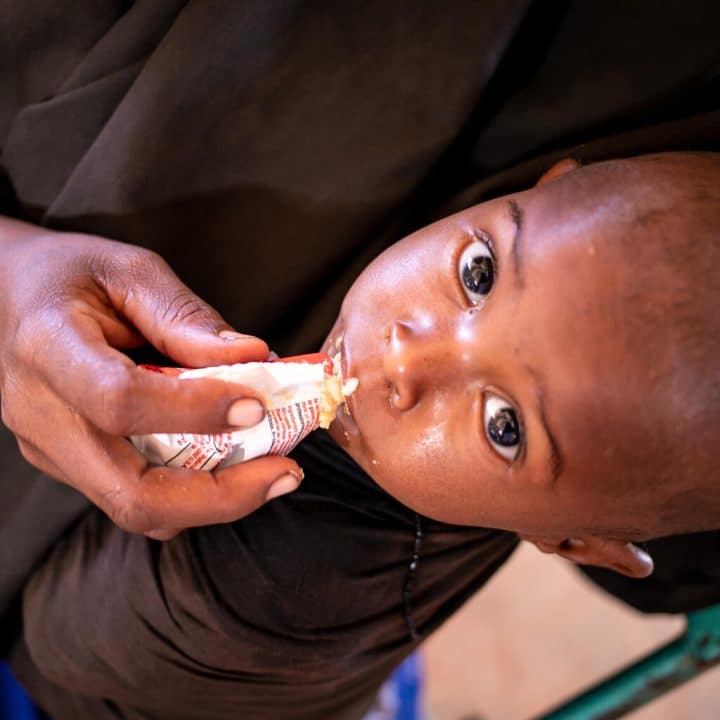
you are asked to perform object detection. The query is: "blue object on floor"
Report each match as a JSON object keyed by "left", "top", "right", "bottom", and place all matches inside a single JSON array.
[
  {"left": 366, "top": 653, "right": 424, "bottom": 720},
  {"left": 0, "top": 662, "right": 43, "bottom": 720},
  {"left": 391, "top": 652, "right": 424, "bottom": 720},
  {"left": 1, "top": 656, "right": 424, "bottom": 720}
]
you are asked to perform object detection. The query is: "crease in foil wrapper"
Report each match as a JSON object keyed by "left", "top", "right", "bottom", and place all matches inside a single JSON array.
[{"left": 131, "top": 354, "right": 356, "bottom": 471}]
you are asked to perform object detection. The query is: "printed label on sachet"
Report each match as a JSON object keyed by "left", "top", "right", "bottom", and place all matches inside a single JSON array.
[{"left": 130, "top": 357, "right": 335, "bottom": 471}]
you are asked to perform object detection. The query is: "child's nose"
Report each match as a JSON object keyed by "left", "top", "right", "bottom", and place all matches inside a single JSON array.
[{"left": 382, "top": 320, "right": 453, "bottom": 410}]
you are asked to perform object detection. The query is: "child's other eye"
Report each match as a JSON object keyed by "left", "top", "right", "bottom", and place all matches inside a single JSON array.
[
  {"left": 458, "top": 233, "right": 495, "bottom": 305},
  {"left": 484, "top": 393, "right": 521, "bottom": 461}
]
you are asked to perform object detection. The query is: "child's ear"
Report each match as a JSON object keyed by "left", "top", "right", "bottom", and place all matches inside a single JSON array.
[
  {"left": 520, "top": 534, "right": 654, "bottom": 578},
  {"left": 535, "top": 158, "right": 580, "bottom": 186}
]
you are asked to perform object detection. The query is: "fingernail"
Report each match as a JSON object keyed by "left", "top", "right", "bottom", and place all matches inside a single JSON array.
[
  {"left": 266, "top": 473, "right": 301, "bottom": 501},
  {"left": 226, "top": 398, "right": 265, "bottom": 427},
  {"left": 635, "top": 547, "right": 654, "bottom": 571},
  {"left": 218, "top": 329, "right": 252, "bottom": 341}
]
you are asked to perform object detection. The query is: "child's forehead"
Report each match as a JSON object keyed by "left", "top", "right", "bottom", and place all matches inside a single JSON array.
[
  {"left": 529, "top": 157, "right": 710, "bottom": 235},
  {"left": 527, "top": 170, "right": 632, "bottom": 234}
]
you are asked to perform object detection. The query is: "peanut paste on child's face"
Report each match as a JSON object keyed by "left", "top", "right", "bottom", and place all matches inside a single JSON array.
[{"left": 323, "top": 173, "right": 686, "bottom": 540}]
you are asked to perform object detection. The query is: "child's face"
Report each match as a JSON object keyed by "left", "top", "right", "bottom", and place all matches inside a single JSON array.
[{"left": 324, "top": 171, "right": 682, "bottom": 539}]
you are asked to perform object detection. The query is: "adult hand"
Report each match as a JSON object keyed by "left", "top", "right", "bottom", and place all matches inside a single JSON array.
[{"left": 0, "top": 217, "right": 303, "bottom": 539}]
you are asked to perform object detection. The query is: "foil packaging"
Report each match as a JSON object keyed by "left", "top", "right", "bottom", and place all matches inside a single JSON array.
[{"left": 131, "top": 353, "right": 357, "bottom": 471}]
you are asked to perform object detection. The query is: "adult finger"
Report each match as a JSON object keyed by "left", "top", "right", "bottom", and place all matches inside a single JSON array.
[
  {"left": 83, "top": 434, "right": 303, "bottom": 533},
  {"left": 95, "top": 247, "right": 269, "bottom": 367},
  {"left": 33, "top": 316, "right": 268, "bottom": 434},
  {"left": 15, "top": 437, "right": 67, "bottom": 482},
  {"left": 144, "top": 528, "right": 181, "bottom": 541}
]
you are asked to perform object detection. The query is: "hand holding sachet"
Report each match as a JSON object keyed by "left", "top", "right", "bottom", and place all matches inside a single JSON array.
[{"left": 132, "top": 353, "right": 358, "bottom": 471}]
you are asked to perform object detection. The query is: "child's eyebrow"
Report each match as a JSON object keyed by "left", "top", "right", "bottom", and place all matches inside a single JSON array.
[{"left": 507, "top": 198, "right": 524, "bottom": 288}]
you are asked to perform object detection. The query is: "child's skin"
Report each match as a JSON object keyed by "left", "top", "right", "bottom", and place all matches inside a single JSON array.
[{"left": 323, "top": 152, "right": 720, "bottom": 579}]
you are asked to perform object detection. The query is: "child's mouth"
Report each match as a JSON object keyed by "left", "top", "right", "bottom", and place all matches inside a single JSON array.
[
  {"left": 338, "top": 337, "right": 357, "bottom": 421},
  {"left": 322, "top": 317, "right": 358, "bottom": 423},
  {"left": 323, "top": 317, "right": 345, "bottom": 359}
]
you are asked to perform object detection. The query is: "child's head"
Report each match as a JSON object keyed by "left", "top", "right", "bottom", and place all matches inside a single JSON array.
[{"left": 324, "top": 152, "right": 720, "bottom": 577}]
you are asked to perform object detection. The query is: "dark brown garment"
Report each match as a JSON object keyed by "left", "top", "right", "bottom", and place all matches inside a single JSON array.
[
  {"left": 14, "top": 433, "right": 516, "bottom": 719},
  {"left": 1, "top": 1, "right": 720, "bottom": 718},
  {"left": 0, "top": 0, "right": 531, "bottom": 635}
]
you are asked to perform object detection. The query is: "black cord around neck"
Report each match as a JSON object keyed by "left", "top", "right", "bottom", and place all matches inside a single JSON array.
[{"left": 402, "top": 513, "right": 424, "bottom": 641}]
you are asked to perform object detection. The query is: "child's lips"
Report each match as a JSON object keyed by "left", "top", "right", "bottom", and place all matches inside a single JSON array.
[
  {"left": 325, "top": 318, "right": 351, "bottom": 383},
  {"left": 339, "top": 336, "right": 358, "bottom": 419},
  {"left": 339, "top": 336, "right": 350, "bottom": 385},
  {"left": 324, "top": 318, "right": 359, "bottom": 422},
  {"left": 324, "top": 317, "right": 345, "bottom": 357}
]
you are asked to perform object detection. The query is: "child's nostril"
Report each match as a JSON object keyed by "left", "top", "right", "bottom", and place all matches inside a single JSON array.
[{"left": 389, "top": 379, "right": 417, "bottom": 411}]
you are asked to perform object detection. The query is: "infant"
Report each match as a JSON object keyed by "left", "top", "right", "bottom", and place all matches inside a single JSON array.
[
  {"left": 12, "top": 152, "right": 720, "bottom": 719},
  {"left": 324, "top": 151, "right": 720, "bottom": 575}
]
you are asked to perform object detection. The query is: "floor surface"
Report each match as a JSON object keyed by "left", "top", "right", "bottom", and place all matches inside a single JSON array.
[{"left": 423, "top": 543, "right": 719, "bottom": 720}]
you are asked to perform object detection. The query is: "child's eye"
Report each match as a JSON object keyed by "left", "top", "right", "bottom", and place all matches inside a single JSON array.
[
  {"left": 484, "top": 393, "right": 521, "bottom": 461},
  {"left": 457, "top": 233, "right": 495, "bottom": 305}
]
